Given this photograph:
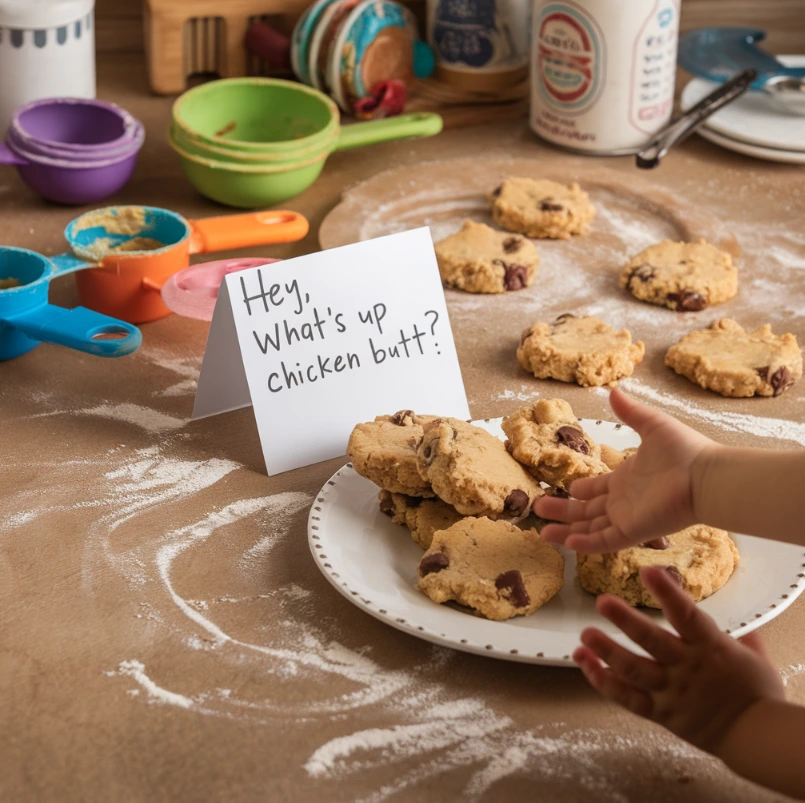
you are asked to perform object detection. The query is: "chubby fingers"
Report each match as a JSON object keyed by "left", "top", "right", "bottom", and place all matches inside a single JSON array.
[
  {"left": 533, "top": 494, "right": 607, "bottom": 524},
  {"left": 580, "top": 627, "right": 666, "bottom": 691},
  {"left": 573, "top": 646, "right": 653, "bottom": 718},
  {"left": 596, "top": 594, "right": 681, "bottom": 664},
  {"left": 639, "top": 567, "right": 722, "bottom": 644},
  {"left": 568, "top": 472, "right": 611, "bottom": 501}
]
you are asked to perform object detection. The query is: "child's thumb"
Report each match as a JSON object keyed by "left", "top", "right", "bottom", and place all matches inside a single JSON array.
[{"left": 609, "top": 387, "right": 658, "bottom": 434}]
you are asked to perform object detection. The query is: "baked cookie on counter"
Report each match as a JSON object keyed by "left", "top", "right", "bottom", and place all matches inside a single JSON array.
[
  {"left": 517, "top": 313, "right": 645, "bottom": 387},
  {"left": 434, "top": 220, "right": 539, "bottom": 293},
  {"left": 620, "top": 239, "right": 738, "bottom": 312},
  {"left": 417, "top": 517, "right": 564, "bottom": 620},
  {"left": 489, "top": 177, "right": 596, "bottom": 239},
  {"left": 665, "top": 318, "right": 802, "bottom": 397}
]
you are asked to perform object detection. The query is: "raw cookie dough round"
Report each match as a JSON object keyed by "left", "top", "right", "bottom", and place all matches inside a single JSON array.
[
  {"left": 577, "top": 524, "right": 739, "bottom": 608},
  {"left": 489, "top": 177, "right": 596, "bottom": 239},
  {"left": 416, "top": 417, "right": 543, "bottom": 518},
  {"left": 517, "top": 314, "right": 645, "bottom": 387},
  {"left": 620, "top": 239, "right": 738, "bottom": 312},
  {"left": 348, "top": 410, "right": 438, "bottom": 497},
  {"left": 665, "top": 318, "right": 803, "bottom": 398},
  {"left": 434, "top": 220, "right": 539, "bottom": 293},
  {"left": 502, "top": 399, "right": 609, "bottom": 490},
  {"left": 379, "top": 490, "right": 464, "bottom": 550},
  {"left": 417, "top": 517, "right": 564, "bottom": 620}
]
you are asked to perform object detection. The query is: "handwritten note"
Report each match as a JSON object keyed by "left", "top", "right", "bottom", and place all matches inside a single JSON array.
[{"left": 193, "top": 228, "right": 470, "bottom": 474}]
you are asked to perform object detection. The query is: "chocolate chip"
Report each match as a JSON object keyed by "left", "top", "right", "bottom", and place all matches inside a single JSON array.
[
  {"left": 546, "top": 486, "right": 570, "bottom": 498},
  {"left": 667, "top": 290, "right": 707, "bottom": 312},
  {"left": 643, "top": 537, "right": 670, "bottom": 550},
  {"left": 391, "top": 409, "right": 414, "bottom": 426},
  {"left": 503, "top": 489, "right": 529, "bottom": 517},
  {"left": 771, "top": 366, "right": 792, "bottom": 396},
  {"left": 495, "top": 570, "right": 531, "bottom": 607},
  {"left": 556, "top": 426, "right": 589, "bottom": 454},
  {"left": 539, "top": 198, "right": 564, "bottom": 212},
  {"left": 422, "top": 443, "right": 437, "bottom": 465},
  {"left": 503, "top": 237, "right": 523, "bottom": 254},
  {"left": 553, "top": 313, "right": 576, "bottom": 326},
  {"left": 503, "top": 263, "right": 528, "bottom": 291},
  {"left": 379, "top": 491, "right": 394, "bottom": 515},
  {"left": 520, "top": 327, "right": 535, "bottom": 346},
  {"left": 492, "top": 184, "right": 502, "bottom": 198},
  {"left": 627, "top": 264, "right": 655, "bottom": 287},
  {"left": 663, "top": 566, "right": 686, "bottom": 588},
  {"left": 419, "top": 552, "right": 449, "bottom": 576}
]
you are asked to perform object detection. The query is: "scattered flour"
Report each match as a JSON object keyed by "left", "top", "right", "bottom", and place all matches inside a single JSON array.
[{"left": 112, "top": 660, "right": 194, "bottom": 709}]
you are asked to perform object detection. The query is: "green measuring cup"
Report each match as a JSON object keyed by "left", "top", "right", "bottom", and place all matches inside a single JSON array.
[{"left": 169, "top": 112, "right": 443, "bottom": 208}]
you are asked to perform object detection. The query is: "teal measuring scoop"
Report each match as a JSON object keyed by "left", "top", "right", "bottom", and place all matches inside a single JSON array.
[{"left": 0, "top": 247, "right": 142, "bottom": 361}]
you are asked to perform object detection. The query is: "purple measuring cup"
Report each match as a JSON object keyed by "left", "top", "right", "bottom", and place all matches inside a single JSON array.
[
  {"left": 0, "top": 139, "right": 140, "bottom": 205},
  {"left": 9, "top": 98, "right": 141, "bottom": 157}
]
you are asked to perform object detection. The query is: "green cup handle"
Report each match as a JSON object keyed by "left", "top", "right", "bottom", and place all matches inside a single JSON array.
[{"left": 334, "top": 113, "right": 443, "bottom": 152}]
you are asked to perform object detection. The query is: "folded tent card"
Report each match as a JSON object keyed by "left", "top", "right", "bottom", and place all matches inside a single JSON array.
[{"left": 193, "top": 228, "right": 470, "bottom": 475}]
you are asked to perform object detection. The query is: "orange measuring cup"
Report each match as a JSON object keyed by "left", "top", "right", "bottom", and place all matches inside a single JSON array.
[{"left": 61, "top": 205, "right": 309, "bottom": 323}]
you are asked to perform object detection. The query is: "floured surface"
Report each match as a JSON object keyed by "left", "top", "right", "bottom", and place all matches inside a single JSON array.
[{"left": 1, "top": 89, "right": 804, "bottom": 803}]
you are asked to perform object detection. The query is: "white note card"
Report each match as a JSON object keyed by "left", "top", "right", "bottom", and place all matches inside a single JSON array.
[{"left": 192, "top": 228, "right": 470, "bottom": 475}]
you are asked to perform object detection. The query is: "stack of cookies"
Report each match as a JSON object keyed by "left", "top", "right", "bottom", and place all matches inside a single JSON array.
[{"left": 347, "top": 398, "right": 740, "bottom": 621}]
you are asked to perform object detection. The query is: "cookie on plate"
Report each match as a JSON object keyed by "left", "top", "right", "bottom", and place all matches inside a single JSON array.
[
  {"left": 665, "top": 318, "right": 802, "bottom": 398},
  {"left": 517, "top": 314, "right": 645, "bottom": 387},
  {"left": 348, "top": 410, "right": 437, "bottom": 497},
  {"left": 599, "top": 444, "right": 637, "bottom": 470},
  {"left": 417, "top": 517, "right": 564, "bottom": 620},
  {"left": 434, "top": 220, "right": 539, "bottom": 293},
  {"left": 416, "top": 418, "right": 543, "bottom": 518},
  {"left": 620, "top": 239, "right": 738, "bottom": 312},
  {"left": 502, "top": 399, "right": 609, "bottom": 490},
  {"left": 379, "top": 490, "right": 464, "bottom": 550},
  {"left": 489, "top": 177, "right": 596, "bottom": 239},
  {"left": 576, "top": 524, "right": 739, "bottom": 608}
]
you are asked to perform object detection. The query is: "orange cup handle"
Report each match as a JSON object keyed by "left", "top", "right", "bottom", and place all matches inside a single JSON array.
[
  {"left": 187, "top": 211, "right": 309, "bottom": 255},
  {"left": 142, "top": 277, "right": 165, "bottom": 292}
]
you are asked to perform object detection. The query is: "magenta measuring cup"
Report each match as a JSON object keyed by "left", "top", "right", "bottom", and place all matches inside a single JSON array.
[{"left": 160, "top": 257, "right": 278, "bottom": 321}]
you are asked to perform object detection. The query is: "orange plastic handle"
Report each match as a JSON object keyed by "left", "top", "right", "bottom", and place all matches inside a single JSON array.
[{"left": 187, "top": 210, "right": 309, "bottom": 255}]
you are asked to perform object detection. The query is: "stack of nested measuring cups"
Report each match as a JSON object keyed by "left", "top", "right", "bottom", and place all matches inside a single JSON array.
[
  {"left": 168, "top": 77, "right": 443, "bottom": 209},
  {"left": 0, "top": 97, "right": 145, "bottom": 205}
]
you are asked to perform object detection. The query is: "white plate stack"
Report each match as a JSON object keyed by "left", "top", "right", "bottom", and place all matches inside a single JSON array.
[{"left": 681, "top": 55, "right": 805, "bottom": 165}]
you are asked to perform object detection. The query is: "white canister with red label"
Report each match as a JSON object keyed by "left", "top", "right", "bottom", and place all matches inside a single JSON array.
[{"left": 530, "top": 0, "right": 680, "bottom": 154}]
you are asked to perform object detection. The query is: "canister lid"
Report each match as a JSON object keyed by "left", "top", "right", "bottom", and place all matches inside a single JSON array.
[{"left": 0, "top": 0, "right": 94, "bottom": 30}]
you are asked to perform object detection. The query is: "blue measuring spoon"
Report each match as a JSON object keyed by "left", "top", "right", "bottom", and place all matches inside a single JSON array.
[{"left": 0, "top": 247, "right": 142, "bottom": 361}]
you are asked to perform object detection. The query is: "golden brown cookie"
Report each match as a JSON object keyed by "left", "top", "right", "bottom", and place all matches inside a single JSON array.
[
  {"left": 417, "top": 517, "right": 564, "bottom": 620},
  {"left": 620, "top": 239, "right": 738, "bottom": 312},
  {"left": 576, "top": 525, "right": 739, "bottom": 608},
  {"left": 378, "top": 490, "right": 464, "bottom": 550},
  {"left": 434, "top": 220, "right": 539, "bottom": 293},
  {"left": 416, "top": 418, "right": 543, "bottom": 518},
  {"left": 599, "top": 444, "right": 638, "bottom": 471},
  {"left": 348, "top": 411, "right": 437, "bottom": 496},
  {"left": 665, "top": 318, "right": 802, "bottom": 398},
  {"left": 517, "top": 314, "right": 645, "bottom": 387},
  {"left": 502, "top": 399, "right": 608, "bottom": 490},
  {"left": 489, "top": 177, "right": 596, "bottom": 239}
]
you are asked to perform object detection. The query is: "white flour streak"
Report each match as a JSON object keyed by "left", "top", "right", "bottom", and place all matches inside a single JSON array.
[
  {"left": 494, "top": 387, "right": 541, "bottom": 402},
  {"left": 782, "top": 663, "right": 805, "bottom": 686},
  {"left": 113, "top": 660, "right": 194, "bottom": 708},
  {"left": 81, "top": 403, "right": 186, "bottom": 432},
  {"left": 621, "top": 378, "right": 805, "bottom": 447},
  {"left": 143, "top": 349, "right": 203, "bottom": 397}
]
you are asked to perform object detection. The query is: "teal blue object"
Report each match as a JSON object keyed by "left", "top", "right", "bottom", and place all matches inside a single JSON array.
[
  {"left": 0, "top": 247, "right": 142, "bottom": 361},
  {"left": 678, "top": 28, "right": 805, "bottom": 89},
  {"left": 413, "top": 40, "right": 436, "bottom": 80},
  {"left": 292, "top": 0, "right": 342, "bottom": 85}
]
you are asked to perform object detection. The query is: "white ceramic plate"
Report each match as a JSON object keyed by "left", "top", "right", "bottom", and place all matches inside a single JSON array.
[
  {"left": 681, "top": 56, "right": 805, "bottom": 152},
  {"left": 309, "top": 418, "right": 805, "bottom": 666},
  {"left": 695, "top": 125, "right": 805, "bottom": 166}
]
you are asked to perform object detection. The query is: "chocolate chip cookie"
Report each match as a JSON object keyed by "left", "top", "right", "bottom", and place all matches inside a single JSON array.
[
  {"left": 489, "top": 177, "right": 596, "bottom": 239},
  {"left": 599, "top": 444, "right": 637, "bottom": 471},
  {"left": 379, "top": 490, "right": 464, "bottom": 550},
  {"left": 417, "top": 517, "right": 564, "bottom": 620},
  {"left": 517, "top": 314, "right": 646, "bottom": 387},
  {"left": 434, "top": 220, "right": 539, "bottom": 293},
  {"left": 621, "top": 239, "right": 738, "bottom": 312},
  {"left": 665, "top": 318, "right": 803, "bottom": 398},
  {"left": 416, "top": 418, "right": 543, "bottom": 518},
  {"left": 502, "top": 399, "right": 609, "bottom": 490},
  {"left": 576, "top": 524, "right": 739, "bottom": 608},
  {"left": 348, "top": 411, "right": 437, "bottom": 497}
]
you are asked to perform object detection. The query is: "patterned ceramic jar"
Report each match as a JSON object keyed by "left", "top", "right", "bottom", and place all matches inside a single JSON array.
[{"left": 0, "top": 0, "right": 96, "bottom": 135}]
